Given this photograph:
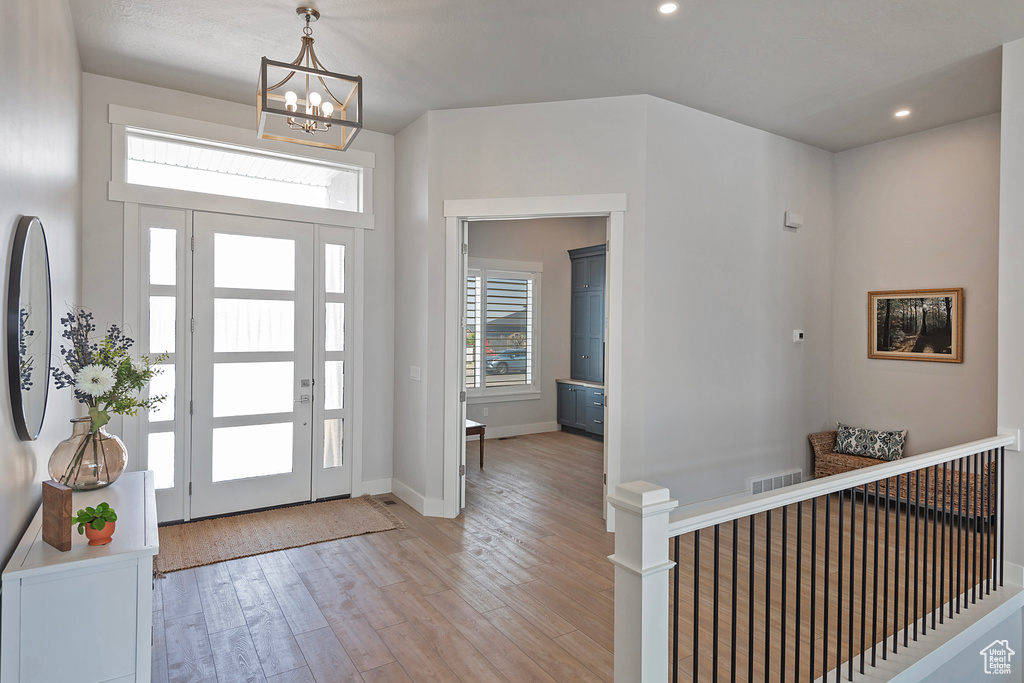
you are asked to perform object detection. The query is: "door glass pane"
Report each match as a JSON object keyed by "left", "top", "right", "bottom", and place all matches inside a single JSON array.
[
  {"left": 215, "top": 233, "right": 295, "bottom": 291},
  {"left": 149, "top": 365, "right": 175, "bottom": 422},
  {"left": 324, "top": 360, "right": 344, "bottom": 410},
  {"left": 324, "top": 418, "right": 343, "bottom": 469},
  {"left": 212, "top": 423, "right": 293, "bottom": 482},
  {"left": 149, "top": 228, "right": 176, "bottom": 286},
  {"left": 214, "top": 362, "right": 293, "bottom": 417},
  {"left": 148, "top": 432, "right": 174, "bottom": 490},
  {"left": 214, "top": 299, "right": 294, "bottom": 352},
  {"left": 326, "top": 303, "right": 344, "bottom": 352},
  {"left": 325, "top": 244, "right": 345, "bottom": 293},
  {"left": 150, "top": 296, "right": 176, "bottom": 354}
]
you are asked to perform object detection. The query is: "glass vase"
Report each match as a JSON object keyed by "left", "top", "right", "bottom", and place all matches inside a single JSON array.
[{"left": 48, "top": 417, "right": 128, "bottom": 490}]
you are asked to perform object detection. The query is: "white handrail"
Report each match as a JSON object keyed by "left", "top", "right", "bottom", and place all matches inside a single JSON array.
[{"left": 667, "top": 434, "right": 1014, "bottom": 538}]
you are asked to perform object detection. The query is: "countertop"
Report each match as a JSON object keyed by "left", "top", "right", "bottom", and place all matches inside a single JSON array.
[{"left": 555, "top": 378, "right": 604, "bottom": 389}]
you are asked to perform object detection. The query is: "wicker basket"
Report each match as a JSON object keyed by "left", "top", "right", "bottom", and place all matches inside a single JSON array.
[{"left": 809, "top": 431, "right": 994, "bottom": 518}]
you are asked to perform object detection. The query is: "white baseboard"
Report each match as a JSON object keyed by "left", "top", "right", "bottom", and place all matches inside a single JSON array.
[
  {"left": 361, "top": 478, "right": 392, "bottom": 496},
  {"left": 390, "top": 478, "right": 445, "bottom": 517},
  {"left": 466, "top": 421, "right": 559, "bottom": 440}
]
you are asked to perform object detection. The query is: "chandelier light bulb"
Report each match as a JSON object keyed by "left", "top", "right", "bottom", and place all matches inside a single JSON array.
[
  {"left": 321, "top": 101, "right": 334, "bottom": 117},
  {"left": 659, "top": 2, "right": 679, "bottom": 14},
  {"left": 309, "top": 91, "right": 322, "bottom": 107}
]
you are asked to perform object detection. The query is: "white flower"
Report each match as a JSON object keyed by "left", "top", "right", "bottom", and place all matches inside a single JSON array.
[{"left": 76, "top": 365, "right": 116, "bottom": 397}]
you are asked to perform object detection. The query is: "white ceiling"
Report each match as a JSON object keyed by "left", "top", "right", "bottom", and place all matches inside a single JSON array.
[{"left": 68, "top": 0, "right": 1024, "bottom": 152}]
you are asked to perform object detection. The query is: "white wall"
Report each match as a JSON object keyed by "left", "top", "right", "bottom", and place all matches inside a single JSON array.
[
  {"left": 79, "top": 73, "right": 396, "bottom": 485},
  {"left": 641, "top": 96, "right": 836, "bottom": 502},
  {"left": 466, "top": 216, "right": 607, "bottom": 434},
  {"left": 998, "top": 38, "right": 1024, "bottom": 572},
  {"left": 394, "top": 97, "right": 648, "bottom": 511},
  {"left": 393, "top": 94, "right": 838, "bottom": 510},
  {"left": 0, "top": 0, "right": 82, "bottom": 567},
  {"left": 832, "top": 115, "right": 1000, "bottom": 455}
]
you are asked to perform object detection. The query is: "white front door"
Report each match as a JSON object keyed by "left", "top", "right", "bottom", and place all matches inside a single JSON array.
[{"left": 190, "top": 212, "right": 314, "bottom": 518}]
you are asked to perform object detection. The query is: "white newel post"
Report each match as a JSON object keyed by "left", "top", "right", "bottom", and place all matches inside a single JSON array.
[{"left": 608, "top": 481, "right": 678, "bottom": 683}]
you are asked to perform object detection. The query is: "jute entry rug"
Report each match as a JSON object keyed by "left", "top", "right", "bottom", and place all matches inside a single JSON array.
[{"left": 153, "top": 495, "right": 403, "bottom": 576}]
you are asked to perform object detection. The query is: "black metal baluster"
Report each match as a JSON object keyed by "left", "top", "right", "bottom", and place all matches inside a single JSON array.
[
  {"left": 947, "top": 462, "right": 955, "bottom": 619},
  {"left": 985, "top": 449, "right": 992, "bottom": 596},
  {"left": 1000, "top": 447, "right": 1005, "bottom": 588},
  {"left": 693, "top": 528, "right": 700, "bottom": 683},
  {"left": 782, "top": 507, "right": 788, "bottom": 683},
  {"left": 903, "top": 473, "right": 911, "bottom": 648},
  {"left": 940, "top": 464, "right": 947, "bottom": 623},
  {"left": 931, "top": 466, "right": 939, "bottom": 629},
  {"left": 823, "top": 496, "right": 831, "bottom": 680},
  {"left": 749, "top": 515, "right": 756, "bottom": 683},
  {"left": 861, "top": 484, "right": 869, "bottom": 674},
  {"left": 923, "top": 467, "right": 931, "bottom": 635},
  {"left": 872, "top": 480, "right": 880, "bottom": 664},
  {"left": 914, "top": 468, "right": 921, "bottom": 641},
  {"left": 894, "top": 474, "right": 901, "bottom": 653},
  {"left": 714, "top": 525, "right": 721, "bottom": 683},
  {"left": 979, "top": 450, "right": 987, "bottom": 601},
  {"left": 973, "top": 451, "right": 980, "bottom": 605},
  {"left": 810, "top": 499, "right": 818, "bottom": 682},
  {"left": 956, "top": 456, "right": 964, "bottom": 614},
  {"left": 836, "top": 493, "right": 844, "bottom": 683},
  {"left": 673, "top": 536, "right": 680, "bottom": 683},
  {"left": 731, "top": 519, "right": 738, "bottom": 683},
  {"left": 796, "top": 501, "right": 803, "bottom": 683},
  {"left": 765, "top": 509, "right": 773, "bottom": 683},
  {"left": 882, "top": 478, "right": 891, "bottom": 660},
  {"left": 848, "top": 487, "right": 856, "bottom": 681}
]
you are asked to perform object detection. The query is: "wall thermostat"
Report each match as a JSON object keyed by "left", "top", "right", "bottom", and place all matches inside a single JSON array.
[
  {"left": 784, "top": 211, "right": 804, "bottom": 229},
  {"left": 793, "top": 330, "right": 805, "bottom": 342}
]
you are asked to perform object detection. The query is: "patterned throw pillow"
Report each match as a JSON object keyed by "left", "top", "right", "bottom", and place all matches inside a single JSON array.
[{"left": 835, "top": 422, "right": 907, "bottom": 461}]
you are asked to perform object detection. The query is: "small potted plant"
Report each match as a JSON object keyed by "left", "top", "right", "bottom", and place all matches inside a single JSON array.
[{"left": 73, "top": 502, "right": 118, "bottom": 546}]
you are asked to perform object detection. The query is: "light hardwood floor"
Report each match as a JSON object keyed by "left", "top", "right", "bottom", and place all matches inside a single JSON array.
[{"left": 155, "top": 430, "right": 614, "bottom": 683}]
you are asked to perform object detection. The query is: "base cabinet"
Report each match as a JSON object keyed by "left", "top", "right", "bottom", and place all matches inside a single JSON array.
[
  {"left": 557, "top": 382, "right": 605, "bottom": 437},
  {"left": 1, "top": 472, "right": 159, "bottom": 683}
]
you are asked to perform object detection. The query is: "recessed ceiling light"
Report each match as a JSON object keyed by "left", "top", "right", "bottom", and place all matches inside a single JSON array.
[
  {"left": 659, "top": 2, "right": 680, "bottom": 14},
  {"left": 894, "top": 109, "right": 911, "bottom": 118}
]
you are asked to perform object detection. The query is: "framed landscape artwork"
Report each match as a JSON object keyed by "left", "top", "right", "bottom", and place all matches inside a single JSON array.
[{"left": 868, "top": 288, "right": 963, "bottom": 363}]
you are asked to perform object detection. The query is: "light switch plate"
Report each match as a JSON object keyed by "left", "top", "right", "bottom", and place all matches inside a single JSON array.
[{"left": 410, "top": 366, "right": 421, "bottom": 381}]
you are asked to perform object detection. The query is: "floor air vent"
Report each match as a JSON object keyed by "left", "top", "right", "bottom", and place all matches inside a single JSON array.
[
  {"left": 381, "top": 499, "right": 398, "bottom": 506},
  {"left": 750, "top": 469, "right": 802, "bottom": 495}
]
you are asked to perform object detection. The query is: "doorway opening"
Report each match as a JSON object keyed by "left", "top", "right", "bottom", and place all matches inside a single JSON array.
[
  {"left": 442, "top": 194, "right": 627, "bottom": 530},
  {"left": 462, "top": 217, "right": 607, "bottom": 518}
]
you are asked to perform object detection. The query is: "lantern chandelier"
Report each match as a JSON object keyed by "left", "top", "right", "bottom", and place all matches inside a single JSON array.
[{"left": 257, "top": 6, "right": 363, "bottom": 152}]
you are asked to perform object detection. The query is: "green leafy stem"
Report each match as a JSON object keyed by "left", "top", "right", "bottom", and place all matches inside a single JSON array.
[{"left": 73, "top": 502, "right": 117, "bottom": 535}]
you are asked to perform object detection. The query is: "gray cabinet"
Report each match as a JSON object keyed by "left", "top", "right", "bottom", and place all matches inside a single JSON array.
[
  {"left": 568, "top": 244, "right": 606, "bottom": 384},
  {"left": 557, "top": 382, "right": 604, "bottom": 437}
]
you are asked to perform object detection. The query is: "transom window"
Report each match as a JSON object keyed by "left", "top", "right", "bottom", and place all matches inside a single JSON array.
[
  {"left": 465, "top": 260, "right": 541, "bottom": 397},
  {"left": 124, "top": 128, "right": 362, "bottom": 211}
]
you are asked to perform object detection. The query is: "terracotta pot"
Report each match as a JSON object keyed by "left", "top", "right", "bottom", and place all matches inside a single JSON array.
[{"left": 84, "top": 521, "right": 115, "bottom": 546}]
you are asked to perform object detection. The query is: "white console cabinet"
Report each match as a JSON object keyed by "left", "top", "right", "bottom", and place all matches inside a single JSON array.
[{"left": 2, "top": 471, "right": 159, "bottom": 683}]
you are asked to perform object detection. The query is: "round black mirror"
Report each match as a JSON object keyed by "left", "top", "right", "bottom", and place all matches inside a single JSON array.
[{"left": 7, "top": 216, "right": 51, "bottom": 440}]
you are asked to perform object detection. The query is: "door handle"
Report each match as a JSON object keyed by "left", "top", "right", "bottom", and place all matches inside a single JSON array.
[
  {"left": 295, "top": 395, "right": 311, "bottom": 404},
  {"left": 594, "top": 420, "right": 603, "bottom": 424}
]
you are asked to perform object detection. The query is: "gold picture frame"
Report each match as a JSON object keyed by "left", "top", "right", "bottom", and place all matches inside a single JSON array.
[{"left": 868, "top": 288, "right": 963, "bottom": 363}]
